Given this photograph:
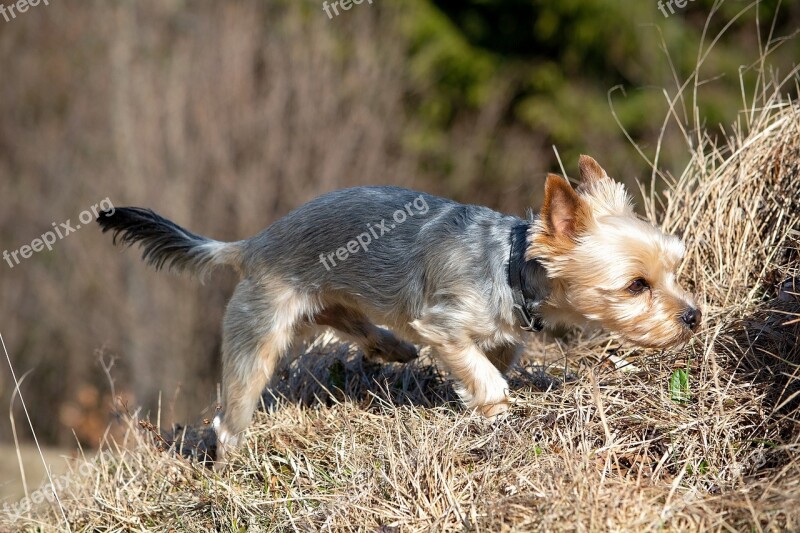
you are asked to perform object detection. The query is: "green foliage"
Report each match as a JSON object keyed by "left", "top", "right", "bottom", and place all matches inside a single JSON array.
[
  {"left": 401, "top": 0, "right": 502, "bottom": 157},
  {"left": 687, "top": 459, "right": 710, "bottom": 475},
  {"left": 397, "top": 0, "right": 800, "bottom": 193},
  {"left": 670, "top": 368, "right": 691, "bottom": 404}
]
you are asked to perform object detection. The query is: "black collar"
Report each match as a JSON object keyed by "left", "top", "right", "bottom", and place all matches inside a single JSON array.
[{"left": 508, "top": 223, "right": 544, "bottom": 332}]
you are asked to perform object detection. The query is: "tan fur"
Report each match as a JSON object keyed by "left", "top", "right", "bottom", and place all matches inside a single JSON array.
[
  {"left": 528, "top": 156, "right": 699, "bottom": 349},
  {"left": 215, "top": 280, "right": 318, "bottom": 467}
]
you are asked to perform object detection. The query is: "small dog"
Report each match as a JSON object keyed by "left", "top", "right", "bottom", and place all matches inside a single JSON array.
[{"left": 98, "top": 155, "right": 700, "bottom": 462}]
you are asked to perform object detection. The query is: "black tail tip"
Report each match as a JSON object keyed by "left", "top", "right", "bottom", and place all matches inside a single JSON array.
[{"left": 96, "top": 209, "right": 115, "bottom": 223}]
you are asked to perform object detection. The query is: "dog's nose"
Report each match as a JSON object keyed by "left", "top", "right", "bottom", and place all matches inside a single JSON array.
[{"left": 680, "top": 307, "right": 701, "bottom": 330}]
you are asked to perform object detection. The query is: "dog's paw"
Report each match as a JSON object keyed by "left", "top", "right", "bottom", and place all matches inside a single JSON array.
[{"left": 478, "top": 400, "right": 511, "bottom": 419}]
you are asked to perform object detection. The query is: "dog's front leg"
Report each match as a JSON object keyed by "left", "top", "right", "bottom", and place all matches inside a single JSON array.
[{"left": 433, "top": 340, "right": 512, "bottom": 418}]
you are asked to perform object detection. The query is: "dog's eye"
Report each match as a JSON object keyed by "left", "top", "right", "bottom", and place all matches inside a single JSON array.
[{"left": 627, "top": 278, "right": 649, "bottom": 294}]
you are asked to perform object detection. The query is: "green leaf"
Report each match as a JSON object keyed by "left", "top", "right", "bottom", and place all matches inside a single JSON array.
[
  {"left": 686, "top": 459, "right": 709, "bottom": 476},
  {"left": 669, "top": 368, "right": 690, "bottom": 403}
]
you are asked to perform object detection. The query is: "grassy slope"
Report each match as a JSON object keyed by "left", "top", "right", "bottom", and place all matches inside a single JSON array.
[{"left": 3, "top": 70, "right": 800, "bottom": 533}]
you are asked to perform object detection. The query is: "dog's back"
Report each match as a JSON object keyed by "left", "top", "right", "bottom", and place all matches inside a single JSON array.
[{"left": 243, "top": 186, "right": 520, "bottom": 321}]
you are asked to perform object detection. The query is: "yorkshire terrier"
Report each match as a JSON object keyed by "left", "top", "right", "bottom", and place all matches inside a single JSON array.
[{"left": 98, "top": 155, "right": 700, "bottom": 464}]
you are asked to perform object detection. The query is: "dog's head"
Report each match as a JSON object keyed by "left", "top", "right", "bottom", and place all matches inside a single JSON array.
[{"left": 529, "top": 155, "right": 700, "bottom": 348}]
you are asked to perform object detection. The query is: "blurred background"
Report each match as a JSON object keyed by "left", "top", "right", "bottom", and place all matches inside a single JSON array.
[{"left": 0, "top": 0, "right": 798, "bottom": 463}]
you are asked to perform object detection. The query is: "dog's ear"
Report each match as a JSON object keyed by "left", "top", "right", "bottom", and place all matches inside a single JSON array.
[
  {"left": 541, "top": 173, "right": 584, "bottom": 239},
  {"left": 579, "top": 155, "right": 608, "bottom": 185}
]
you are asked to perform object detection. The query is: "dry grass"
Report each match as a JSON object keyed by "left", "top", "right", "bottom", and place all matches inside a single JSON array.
[{"left": 4, "top": 33, "right": 800, "bottom": 533}]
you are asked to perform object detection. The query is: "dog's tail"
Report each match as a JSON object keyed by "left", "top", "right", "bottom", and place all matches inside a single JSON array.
[{"left": 97, "top": 207, "right": 244, "bottom": 278}]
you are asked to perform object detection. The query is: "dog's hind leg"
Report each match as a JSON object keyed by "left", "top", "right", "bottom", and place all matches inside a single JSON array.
[
  {"left": 314, "top": 305, "right": 418, "bottom": 363},
  {"left": 214, "top": 279, "right": 310, "bottom": 468},
  {"left": 485, "top": 343, "right": 522, "bottom": 374}
]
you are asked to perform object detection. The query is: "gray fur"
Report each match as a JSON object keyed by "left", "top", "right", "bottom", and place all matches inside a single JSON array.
[
  {"left": 99, "top": 186, "right": 551, "bottom": 457},
  {"left": 243, "top": 186, "right": 546, "bottom": 327}
]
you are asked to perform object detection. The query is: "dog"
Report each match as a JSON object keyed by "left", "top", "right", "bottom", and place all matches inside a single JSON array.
[{"left": 97, "top": 155, "right": 700, "bottom": 464}]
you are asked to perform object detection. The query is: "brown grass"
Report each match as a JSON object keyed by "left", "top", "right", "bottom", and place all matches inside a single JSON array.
[
  {"left": 3, "top": 8, "right": 800, "bottom": 533},
  {"left": 3, "top": 67, "right": 799, "bottom": 532}
]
